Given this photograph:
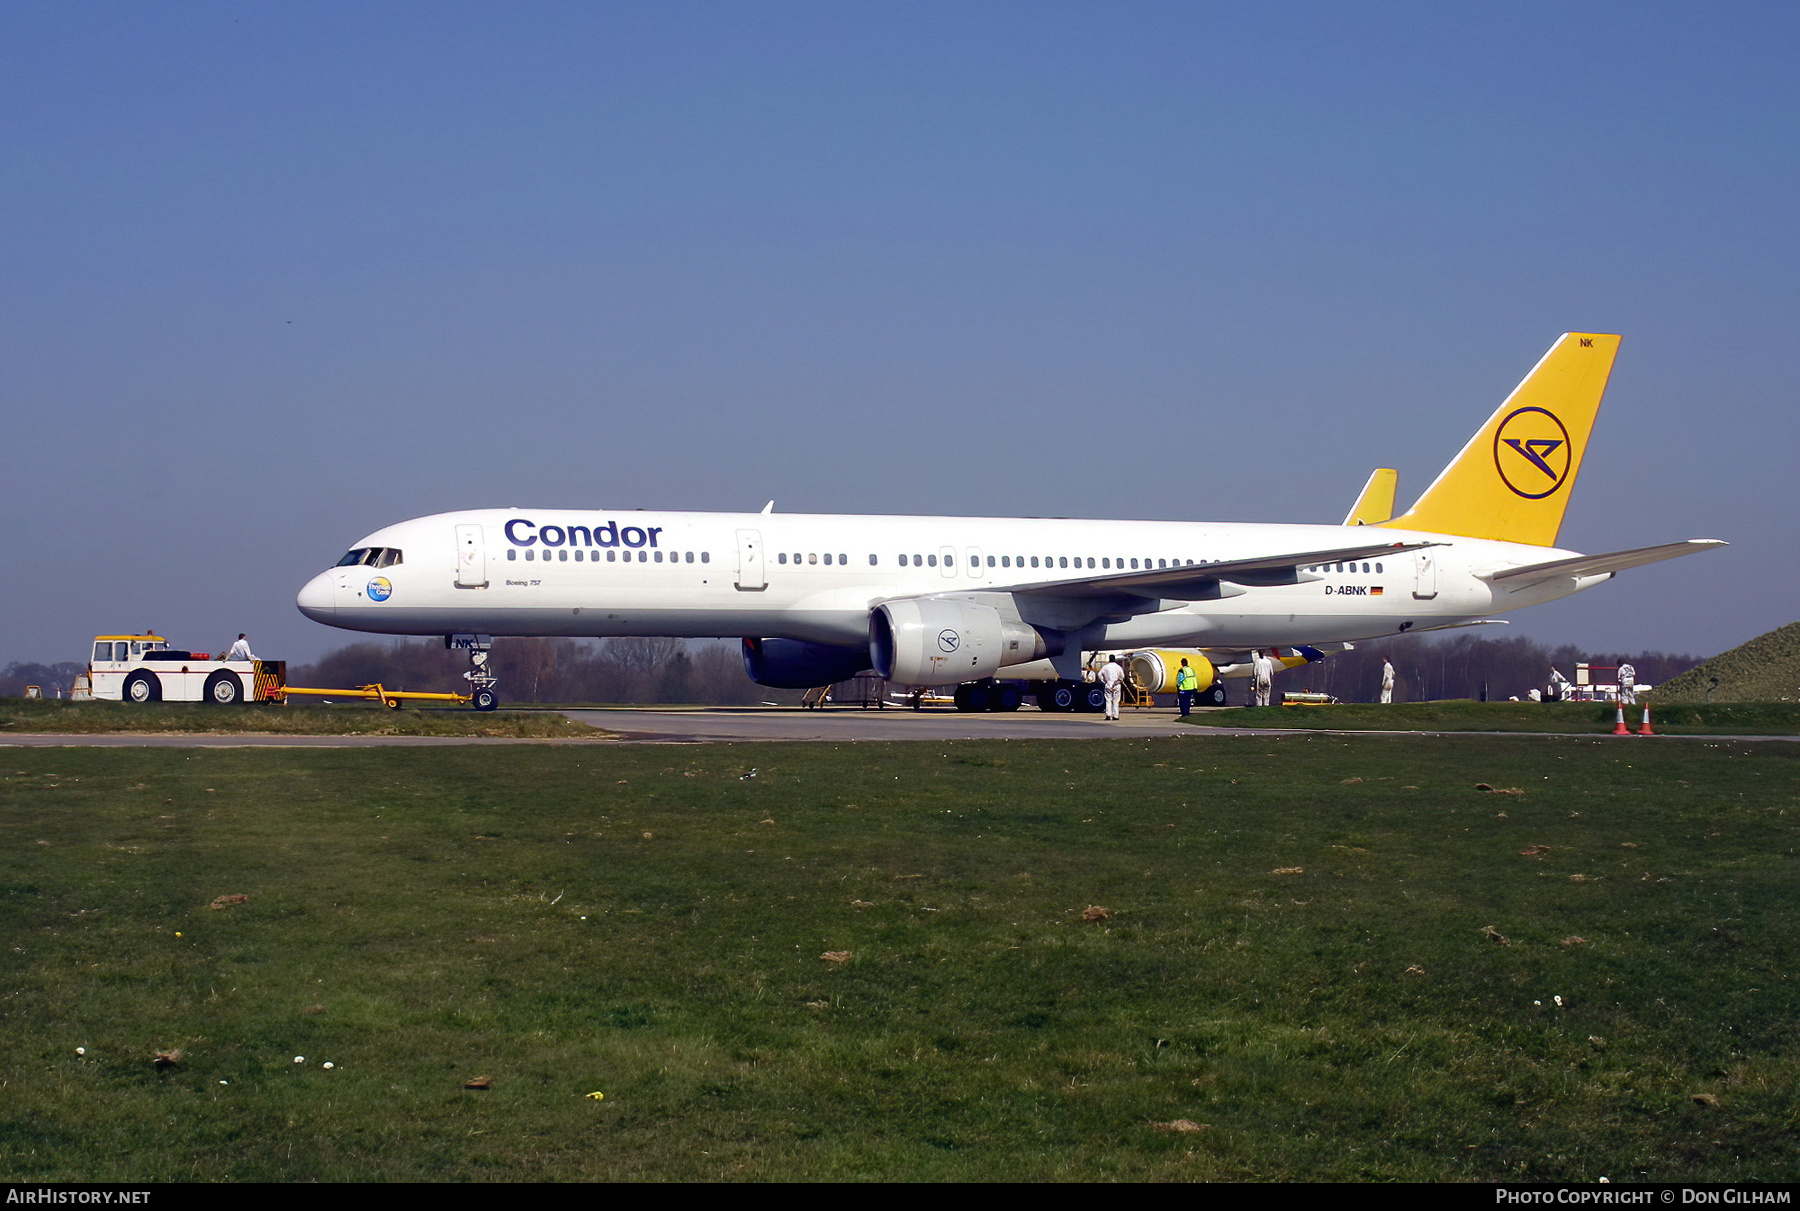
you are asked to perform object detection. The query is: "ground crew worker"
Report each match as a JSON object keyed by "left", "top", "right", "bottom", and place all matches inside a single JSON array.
[
  {"left": 1252, "top": 650, "right": 1274, "bottom": 707},
  {"left": 225, "top": 633, "right": 256, "bottom": 662},
  {"left": 1099, "top": 656, "right": 1127, "bottom": 720},
  {"left": 1618, "top": 662, "right": 1637, "bottom": 705},
  {"left": 1176, "top": 657, "right": 1198, "bottom": 717},
  {"left": 1380, "top": 659, "right": 1395, "bottom": 704}
]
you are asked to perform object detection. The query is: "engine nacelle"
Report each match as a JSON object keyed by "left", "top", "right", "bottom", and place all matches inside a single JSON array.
[
  {"left": 1128, "top": 650, "right": 1219, "bottom": 695},
  {"left": 741, "top": 638, "right": 871, "bottom": 689},
  {"left": 870, "top": 599, "right": 1057, "bottom": 686}
]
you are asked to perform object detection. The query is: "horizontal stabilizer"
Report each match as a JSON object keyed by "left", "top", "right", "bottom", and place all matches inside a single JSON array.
[
  {"left": 1483, "top": 539, "right": 1727, "bottom": 589},
  {"left": 1013, "top": 540, "right": 1438, "bottom": 602}
]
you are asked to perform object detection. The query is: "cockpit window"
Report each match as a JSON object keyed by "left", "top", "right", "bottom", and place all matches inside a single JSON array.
[{"left": 335, "top": 547, "right": 403, "bottom": 568}]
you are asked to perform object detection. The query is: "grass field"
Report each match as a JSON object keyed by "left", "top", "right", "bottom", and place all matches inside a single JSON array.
[
  {"left": 0, "top": 697, "right": 601, "bottom": 738},
  {"left": 3, "top": 734, "right": 1798, "bottom": 1181}
]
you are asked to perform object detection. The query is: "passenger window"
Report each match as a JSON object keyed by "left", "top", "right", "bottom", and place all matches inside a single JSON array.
[
  {"left": 686, "top": 551, "right": 694, "bottom": 563},
  {"left": 839, "top": 554, "right": 847, "bottom": 565},
  {"left": 913, "top": 554, "right": 923, "bottom": 566},
  {"left": 868, "top": 554, "right": 877, "bottom": 565},
  {"left": 1375, "top": 562, "right": 1382, "bottom": 573},
  {"left": 702, "top": 551, "right": 710, "bottom": 563},
  {"left": 1001, "top": 556, "right": 1010, "bottom": 567},
  {"left": 639, "top": 550, "right": 648, "bottom": 562},
  {"left": 1030, "top": 557, "right": 1039, "bottom": 568},
  {"left": 653, "top": 551, "right": 662, "bottom": 562},
  {"left": 986, "top": 556, "right": 995, "bottom": 567},
  {"left": 928, "top": 554, "right": 937, "bottom": 567},
  {"left": 946, "top": 554, "right": 954, "bottom": 566},
  {"left": 561, "top": 550, "right": 570, "bottom": 561},
  {"left": 526, "top": 550, "right": 534, "bottom": 561},
  {"left": 507, "top": 549, "right": 517, "bottom": 561},
  {"left": 809, "top": 553, "right": 817, "bottom": 565},
  {"left": 607, "top": 550, "right": 617, "bottom": 562},
  {"left": 779, "top": 553, "right": 787, "bottom": 564}
]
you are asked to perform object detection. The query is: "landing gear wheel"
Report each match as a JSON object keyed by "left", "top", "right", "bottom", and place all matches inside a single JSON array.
[
  {"left": 1200, "top": 683, "right": 1228, "bottom": 706},
  {"left": 995, "top": 684, "right": 1022, "bottom": 711},
  {"left": 954, "top": 684, "right": 991, "bottom": 712},
  {"left": 203, "top": 671, "right": 243, "bottom": 705},
  {"left": 1051, "top": 683, "right": 1078, "bottom": 712},
  {"left": 124, "top": 671, "right": 160, "bottom": 704},
  {"left": 1081, "top": 684, "right": 1107, "bottom": 712},
  {"left": 472, "top": 686, "right": 499, "bottom": 712}
]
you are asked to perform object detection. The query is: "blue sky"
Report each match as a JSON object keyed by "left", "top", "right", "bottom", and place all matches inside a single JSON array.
[{"left": 4, "top": 1, "right": 1796, "bottom": 665}]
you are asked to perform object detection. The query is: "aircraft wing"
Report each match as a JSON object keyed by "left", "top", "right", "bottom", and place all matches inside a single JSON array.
[
  {"left": 1481, "top": 539, "right": 1727, "bottom": 590},
  {"left": 1006, "top": 539, "right": 1439, "bottom": 602}
]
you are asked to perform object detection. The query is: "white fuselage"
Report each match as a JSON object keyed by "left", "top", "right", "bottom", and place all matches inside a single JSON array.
[{"left": 296, "top": 508, "right": 1608, "bottom": 673}]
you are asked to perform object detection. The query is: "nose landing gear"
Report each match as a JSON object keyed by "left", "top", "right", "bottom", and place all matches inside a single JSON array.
[{"left": 448, "top": 633, "right": 500, "bottom": 711}]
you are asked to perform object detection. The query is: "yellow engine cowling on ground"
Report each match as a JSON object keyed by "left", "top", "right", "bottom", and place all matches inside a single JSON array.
[{"left": 1128, "top": 650, "right": 1218, "bottom": 694}]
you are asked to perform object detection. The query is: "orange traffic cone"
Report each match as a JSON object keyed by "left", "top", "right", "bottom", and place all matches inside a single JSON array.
[
  {"left": 1637, "top": 704, "right": 1654, "bottom": 736},
  {"left": 1612, "top": 702, "right": 1630, "bottom": 735}
]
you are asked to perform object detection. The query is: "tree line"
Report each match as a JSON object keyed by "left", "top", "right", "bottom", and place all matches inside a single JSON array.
[
  {"left": 2, "top": 633, "right": 1699, "bottom": 705},
  {"left": 1274, "top": 633, "right": 1700, "bottom": 705},
  {"left": 288, "top": 638, "right": 794, "bottom": 706}
]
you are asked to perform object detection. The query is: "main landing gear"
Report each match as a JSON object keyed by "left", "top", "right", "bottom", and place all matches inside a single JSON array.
[
  {"left": 951, "top": 680, "right": 1024, "bottom": 712},
  {"left": 448, "top": 633, "right": 500, "bottom": 711},
  {"left": 1029, "top": 679, "right": 1108, "bottom": 713}
]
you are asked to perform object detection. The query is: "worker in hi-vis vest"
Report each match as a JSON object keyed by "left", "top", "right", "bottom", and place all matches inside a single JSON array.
[{"left": 1176, "top": 658, "right": 1198, "bottom": 717}]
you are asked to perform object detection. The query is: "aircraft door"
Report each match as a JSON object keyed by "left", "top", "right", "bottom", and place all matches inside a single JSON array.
[
  {"left": 939, "top": 545, "right": 958, "bottom": 578},
  {"left": 736, "top": 530, "right": 766, "bottom": 591},
  {"left": 455, "top": 524, "right": 487, "bottom": 588},
  {"left": 965, "top": 547, "right": 985, "bottom": 581},
  {"left": 1413, "top": 550, "right": 1438, "bottom": 600}
]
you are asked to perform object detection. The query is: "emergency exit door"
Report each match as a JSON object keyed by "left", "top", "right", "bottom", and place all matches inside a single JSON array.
[
  {"left": 1413, "top": 550, "right": 1438, "bottom": 600},
  {"left": 736, "top": 530, "right": 766, "bottom": 591}
]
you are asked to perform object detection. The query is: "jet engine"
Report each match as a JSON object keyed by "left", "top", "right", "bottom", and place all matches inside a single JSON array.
[
  {"left": 741, "top": 638, "right": 871, "bottom": 689},
  {"left": 870, "top": 598, "right": 1057, "bottom": 686},
  {"left": 1128, "top": 650, "right": 1219, "bottom": 695}
]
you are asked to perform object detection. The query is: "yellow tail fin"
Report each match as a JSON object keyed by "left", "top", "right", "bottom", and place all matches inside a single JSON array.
[
  {"left": 1379, "top": 333, "right": 1620, "bottom": 547},
  {"left": 1343, "top": 468, "right": 1398, "bottom": 525}
]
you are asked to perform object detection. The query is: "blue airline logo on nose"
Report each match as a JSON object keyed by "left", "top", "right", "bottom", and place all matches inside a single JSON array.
[{"left": 367, "top": 577, "right": 393, "bottom": 602}]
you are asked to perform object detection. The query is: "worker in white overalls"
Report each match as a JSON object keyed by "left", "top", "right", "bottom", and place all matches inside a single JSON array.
[
  {"left": 1618, "top": 662, "right": 1637, "bottom": 705},
  {"left": 1380, "top": 659, "right": 1395, "bottom": 704},
  {"left": 1099, "top": 657, "right": 1127, "bottom": 720},
  {"left": 1252, "top": 650, "right": 1274, "bottom": 707},
  {"left": 225, "top": 634, "right": 256, "bottom": 662}
]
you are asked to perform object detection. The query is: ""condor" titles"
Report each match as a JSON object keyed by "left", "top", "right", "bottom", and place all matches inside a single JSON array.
[{"left": 503, "top": 519, "right": 664, "bottom": 550}]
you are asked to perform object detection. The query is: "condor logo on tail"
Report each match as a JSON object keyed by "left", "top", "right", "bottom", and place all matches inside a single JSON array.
[{"left": 1493, "top": 406, "right": 1573, "bottom": 499}]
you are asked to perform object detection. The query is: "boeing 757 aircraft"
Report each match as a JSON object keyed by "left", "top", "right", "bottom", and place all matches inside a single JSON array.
[{"left": 296, "top": 333, "right": 1723, "bottom": 709}]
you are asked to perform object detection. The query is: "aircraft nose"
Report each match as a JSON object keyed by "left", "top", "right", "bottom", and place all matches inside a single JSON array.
[{"left": 296, "top": 570, "right": 336, "bottom": 622}]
